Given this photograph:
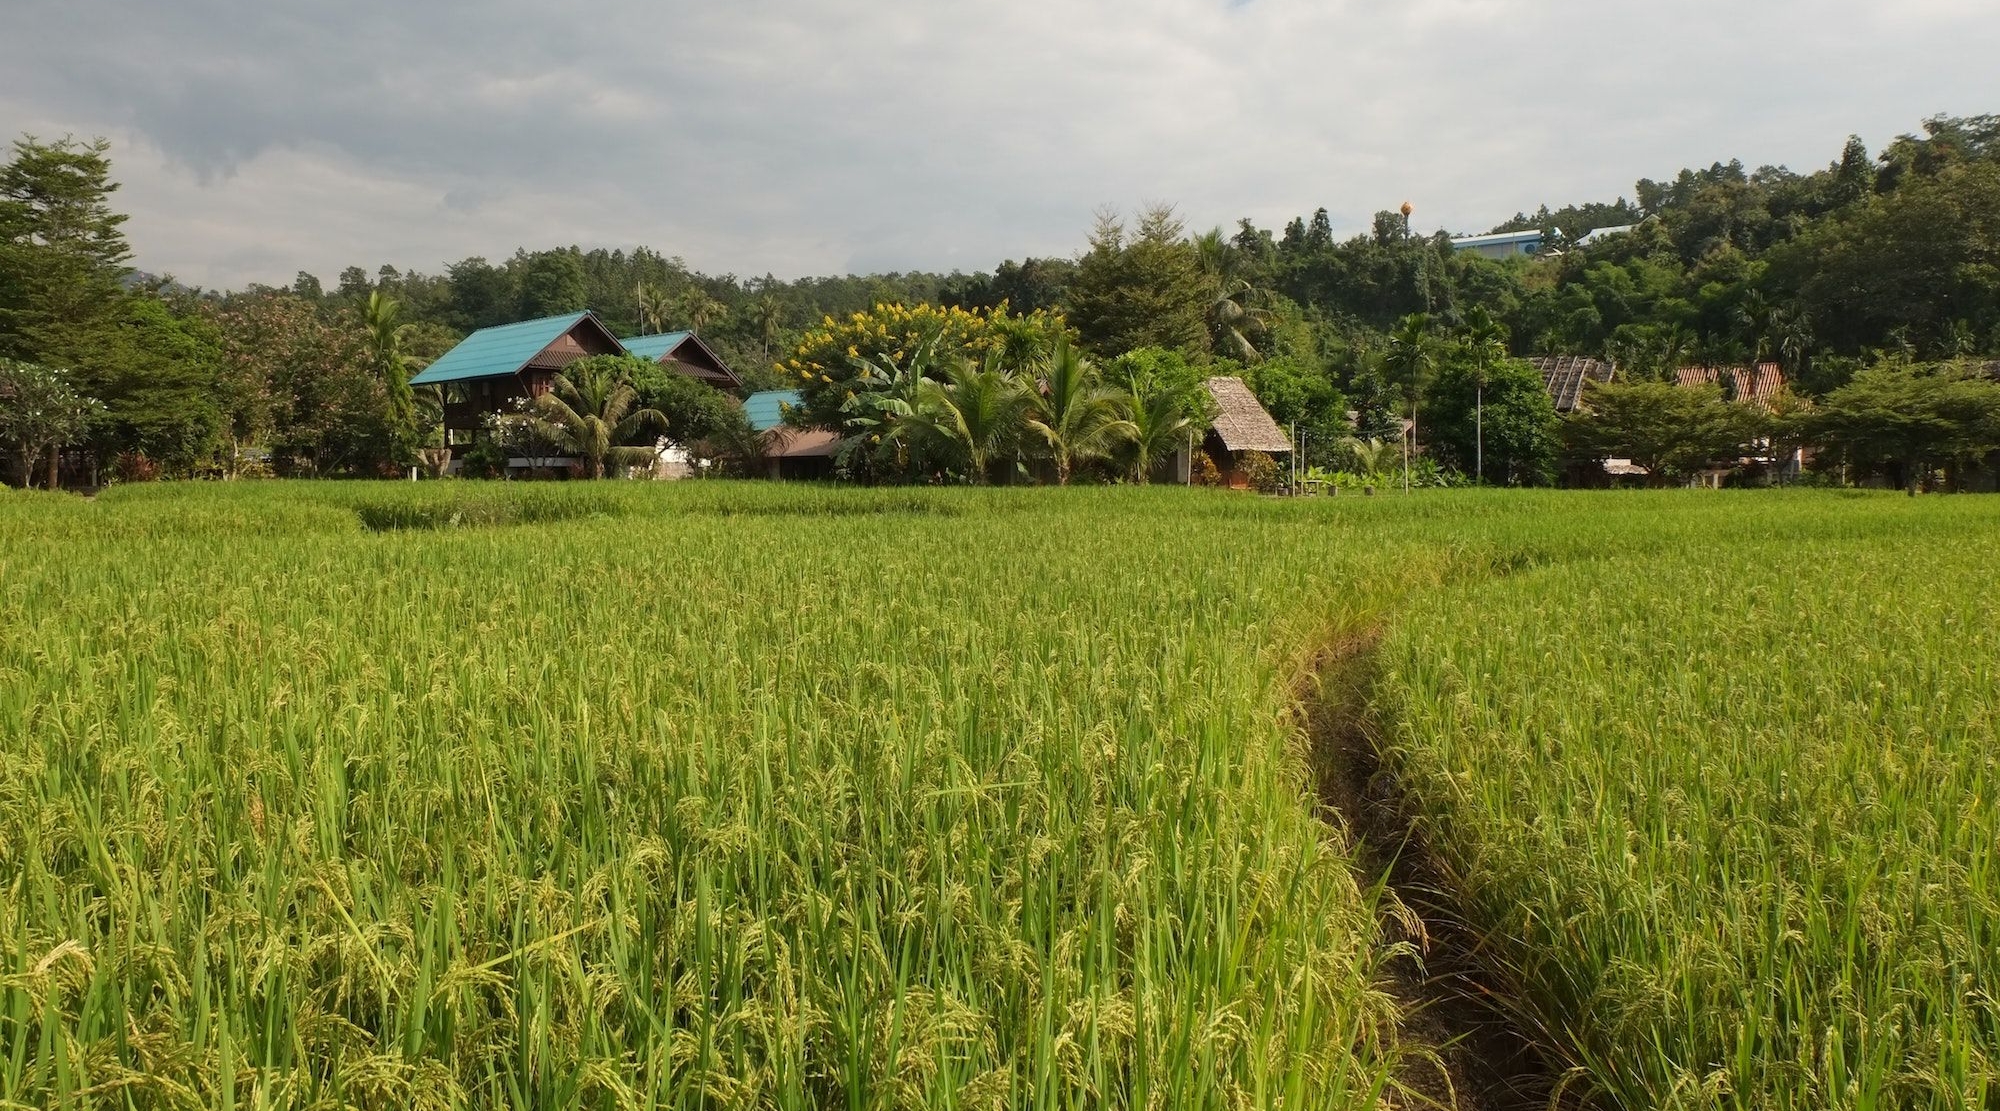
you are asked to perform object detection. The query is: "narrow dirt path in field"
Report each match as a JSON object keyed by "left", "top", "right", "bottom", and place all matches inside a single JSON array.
[{"left": 1294, "top": 626, "right": 1577, "bottom": 1111}]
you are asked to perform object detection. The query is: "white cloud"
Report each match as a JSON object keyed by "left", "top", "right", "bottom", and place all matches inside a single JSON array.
[{"left": 1, "top": 0, "right": 1991, "bottom": 288}]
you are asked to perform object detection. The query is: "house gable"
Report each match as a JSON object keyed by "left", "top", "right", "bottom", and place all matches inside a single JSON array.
[{"left": 620, "top": 331, "right": 742, "bottom": 390}]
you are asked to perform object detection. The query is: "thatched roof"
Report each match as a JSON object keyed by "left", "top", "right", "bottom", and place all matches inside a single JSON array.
[
  {"left": 1675, "top": 362, "right": 1787, "bottom": 407},
  {"left": 1529, "top": 356, "right": 1617, "bottom": 413},
  {"left": 1204, "top": 377, "right": 1292, "bottom": 453}
]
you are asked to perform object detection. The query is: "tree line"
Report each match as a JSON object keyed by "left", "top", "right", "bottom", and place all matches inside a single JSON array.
[{"left": 3, "top": 113, "right": 1999, "bottom": 488}]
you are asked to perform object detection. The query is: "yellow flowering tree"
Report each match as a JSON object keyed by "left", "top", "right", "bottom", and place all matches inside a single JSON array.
[{"left": 780, "top": 302, "right": 1070, "bottom": 433}]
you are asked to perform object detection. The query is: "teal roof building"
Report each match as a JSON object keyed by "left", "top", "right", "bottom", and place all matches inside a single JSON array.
[
  {"left": 410, "top": 312, "right": 616, "bottom": 386},
  {"left": 743, "top": 390, "right": 801, "bottom": 432},
  {"left": 412, "top": 311, "right": 742, "bottom": 448},
  {"left": 618, "top": 331, "right": 692, "bottom": 361},
  {"left": 620, "top": 331, "right": 740, "bottom": 389}
]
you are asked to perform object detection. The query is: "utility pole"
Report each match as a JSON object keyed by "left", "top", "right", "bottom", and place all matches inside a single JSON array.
[{"left": 1475, "top": 380, "right": 1483, "bottom": 486}]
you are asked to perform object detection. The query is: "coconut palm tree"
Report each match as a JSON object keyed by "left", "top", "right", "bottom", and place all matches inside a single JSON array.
[
  {"left": 1194, "top": 227, "right": 1274, "bottom": 362},
  {"left": 1383, "top": 313, "right": 1436, "bottom": 490},
  {"left": 1340, "top": 436, "right": 1394, "bottom": 481},
  {"left": 1207, "top": 280, "right": 1275, "bottom": 363},
  {"left": 1774, "top": 307, "right": 1815, "bottom": 382},
  {"left": 753, "top": 295, "right": 786, "bottom": 359},
  {"left": 691, "top": 405, "right": 771, "bottom": 478},
  {"left": 674, "top": 288, "right": 729, "bottom": 333},
  {"left": 1118, "top": 369, "right": 1206, "bottom": 484},
  {"left": 1025, "top": 336, "right": 1133, "bottom": 484},
  {"left": 839, "top": 336, "right": 941, "bottom": 478},
  {"left": 532, "top": 361, "right": 668, "bottom": 479},
  {"left": 634, "top": 282, "right": 671, "bottom": 336},
  {"left": 902, "top": 352, "right": 1031, "bottom": 484}
]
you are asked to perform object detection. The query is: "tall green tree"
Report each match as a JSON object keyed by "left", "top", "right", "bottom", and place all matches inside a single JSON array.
[
  {"left": 1803, "top": 361, "right": 2000, "bottom": 490},
  {"left": 517, "top": 250, "right": 588, "bottom": 319},
  {"left": 1772, "top": 160, "right": 2000, "bottom": 355},
  {"left": 1068, "top": 205, "right": 1214, "bottom": 358},
  {"left": 751, "top": 294, "right": 786, "bottom": 358},
  {"left": 210, "top": 291, "right": 383, "bottom": 476},
  {"left": 90, "top": 295, "right": 226, "bottom": 472},
  {"left": 626, "top": 354, "right": 738, "bottom": 445},
  {"left": 0, "top": 136, "right": 132, "bottom": 366},
  {"left": 365, "top": 291, "right": 420, "bottom": 467},
  {"left": 1425, "top": 356, "right": 1560, "bottom": 485},
  {"left": 446, "top": 256, "right": 518, "bottom": 331},
  {"left": 1460, "top": 307, "right": 1509, "bottom": 481},
  {"left": 674, "top": 287, "right": 729, "bottom": 333},
  {"left": 1565, "top": 379, "right": 1760, "bottom": 485},
  {"left": 634, "top": 282, "right": 671, "bottom": 335},
  {"left": 1382, "top": 313, "right": 1436, "bottom": 487}
]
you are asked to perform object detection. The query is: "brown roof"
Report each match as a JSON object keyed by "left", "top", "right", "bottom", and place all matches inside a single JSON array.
[
  {"left": 765, "top": 428, "right": 840, "bottom": 459},
  {"left": 1203, "top": 377, "right": 1292, "bottom": 453},
  {"left": 1529, "top": 356, "right": 1617, "bottom": 412},
  {"left": 1675, "top": 362, "right": 1786, "bottom": 407}
]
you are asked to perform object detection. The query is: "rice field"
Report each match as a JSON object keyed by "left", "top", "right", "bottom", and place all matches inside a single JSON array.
[
  {"left": 0, "top": 482, "right": 1995, "bottom": 1110},
  {"left": 1379, "top": 495, "right": 2000, "bottom": 1110}
]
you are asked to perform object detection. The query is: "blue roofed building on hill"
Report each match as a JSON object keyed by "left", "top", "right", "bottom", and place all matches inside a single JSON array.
[{"left": 1448, "top": 229, "right": 1544, "bottom": 260}]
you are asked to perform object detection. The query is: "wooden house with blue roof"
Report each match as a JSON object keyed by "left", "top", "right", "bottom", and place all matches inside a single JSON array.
[
  {"left": 620, "top": 331, "right": 741, "bottom": 390},
  {"left": 411, "top": 311, "right": 625, "bottom": 443},
  {"left": 414, "top": 314, "right": 743, "bottom": 459}
]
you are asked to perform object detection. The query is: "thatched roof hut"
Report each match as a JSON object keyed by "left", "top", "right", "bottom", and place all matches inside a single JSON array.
[
  {"left": 1199, "top": 377, "right": 1290, "bottom": 489},
  {"left": 1203, "top": 377, "right": 1292, "bottom": 453}
]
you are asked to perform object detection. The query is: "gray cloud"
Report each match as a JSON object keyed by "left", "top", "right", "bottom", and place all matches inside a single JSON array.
[{"left": 3, "top": 0, "right": 1994, "bottom": 289}]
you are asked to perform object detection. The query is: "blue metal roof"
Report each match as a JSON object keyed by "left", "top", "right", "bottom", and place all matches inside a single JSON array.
[
  {"left": 409, "top": 312, "right": 594, "bottom": 386},
  {"left": 619, "top": 331, "right": 691, "bottom": 361},
  {"left": 1450, "top": 229, "right": 1544, "bottom": 248},
  {"left": 743, "top": 390, "right": 801, "bottom": 432}
]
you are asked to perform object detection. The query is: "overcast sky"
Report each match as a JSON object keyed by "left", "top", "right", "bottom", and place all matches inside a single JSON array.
[{"left": 3, "top": 0, "right": 1993, "bottom": 290}]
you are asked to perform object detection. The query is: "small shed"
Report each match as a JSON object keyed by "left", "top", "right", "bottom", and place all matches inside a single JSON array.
[{"left": 1202, "top": 377, "right": 1291, "bottom": 489}]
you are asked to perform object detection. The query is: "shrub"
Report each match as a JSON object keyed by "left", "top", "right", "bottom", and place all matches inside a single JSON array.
[
  {"left": 1238, "top": 450, "right": 1281, "bottom": 493},
  {"left": 113, "top": 452, "right": 159, "bottom": 483},
  {"left": 456, "top": 437, "right": 510, "bottom": 480}
]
